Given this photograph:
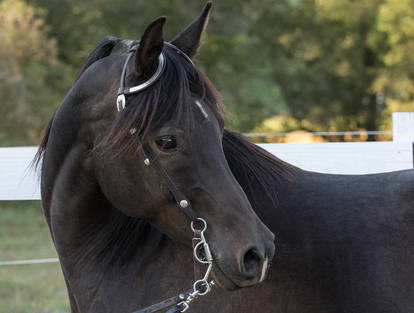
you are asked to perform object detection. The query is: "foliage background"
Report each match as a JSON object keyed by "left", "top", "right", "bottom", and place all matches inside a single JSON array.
[{"left": 1, "top": 0, "right": 414, "bottom": 145}]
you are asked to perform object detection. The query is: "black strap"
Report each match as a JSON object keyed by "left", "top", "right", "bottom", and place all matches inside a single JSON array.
[
  {"left": 165, "top": 306, "right": 183, "bottom": 313},
  {"left": 164, "top": 42, "right": 194, "bottom": 65},
  {"left": 125, "top": 42, "right": 200, "bottom": 313},
  {"left": 128, "top": 147, "right": 199, "bottom": 313},
  {"left": 141, "top": 145, "right": 197, "bottom": 221},
  {"left": 118, "top": 45, "right": 138, "bottom": 96},
  {"left": 118, "top": 42, "right": 193, "bottom": 97},
  {"left": 131, "top": 289, "right": 192, "bottom": 313}
]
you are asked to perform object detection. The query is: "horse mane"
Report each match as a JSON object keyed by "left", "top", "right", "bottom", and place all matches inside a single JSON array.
[
  {"left": 76, "top": 36, "right": 123, "bottom": 80},
  {"left": 33, "top": 36, "right": 122, "bottom": 169},
  {"left": 223, "top": 129, "right": 297, "bottom": 207},
  {"left": 78, "top": 207, "right": 159, "bottom": 267}
]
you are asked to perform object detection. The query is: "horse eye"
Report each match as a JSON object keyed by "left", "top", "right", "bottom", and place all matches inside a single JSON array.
[{"left": 155, "top": 135, "right": 177, "bottom": 152}]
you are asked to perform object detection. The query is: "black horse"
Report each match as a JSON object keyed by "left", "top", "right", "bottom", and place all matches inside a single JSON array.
[
  {"left": 36, "top": 3, "right": 275, "bottom": 313},
  {"left": 36, "top": 3, "right": 413, "bottom": 313}
]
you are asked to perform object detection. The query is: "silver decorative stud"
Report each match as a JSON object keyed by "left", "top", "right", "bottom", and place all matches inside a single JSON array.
[
  {"left": 143, "top": 158, "right": 151, "bottom": 166},
  {"left": 129, "top": 128, "right": 137, "bottom": 135},
  {"left": 117, "top": 94, "right": 126, "bottom": 111},
  {"left": 180, "top": 200, "right": 188, "bottom": 208},
  {"left": 178, "top": 294, "right": 185, "bottom": 300}
]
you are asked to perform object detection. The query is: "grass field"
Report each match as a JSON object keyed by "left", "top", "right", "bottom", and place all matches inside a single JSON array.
[{"left": 0, "top": 201, "right": 69, "bottom": 313}]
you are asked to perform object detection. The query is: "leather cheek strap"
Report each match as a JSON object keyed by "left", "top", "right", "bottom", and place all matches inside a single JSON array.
[{"left": 139, "top": 143, "right": 198, "bottom": 222}]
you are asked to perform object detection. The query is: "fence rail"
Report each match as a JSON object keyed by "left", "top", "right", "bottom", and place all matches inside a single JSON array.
[
  {"left": 1, "top": 112, "right": 414, "bottom": 201},
  {"left": 0, "top": 258, "right": 59, "bottom": 266},
  {"left": 243, "top": 130, "right": 392, "bottom": 137},
  {"left": 1, "top": 112, "right": 414, "bottom": 266}
]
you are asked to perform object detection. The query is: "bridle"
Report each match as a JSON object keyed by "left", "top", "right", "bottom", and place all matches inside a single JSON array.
[
  {"left": 117, "top": 42, "right": 215, "bottom": 313},
  {"left": 116, "top": 42, "right": 192, "bottom": 111}
]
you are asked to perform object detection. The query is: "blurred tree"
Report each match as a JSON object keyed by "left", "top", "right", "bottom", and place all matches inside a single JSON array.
[
  {"left": 196, "top": 1, "right": 289, "bottom": 130},
  {"left": 374, "top": 0, "right": 414, "bottom": 130},
  {"left": 28, "top": 0, "right": 289, "bottom": 131},
  {"left": 3, "top": 0, "right": 414, "bottom": 145},
  {"left": 0, "top": 0, "right": 70, "bottom": 145},
  {"left": 250, "top": 0, "right": 389, "bottom": 134}
]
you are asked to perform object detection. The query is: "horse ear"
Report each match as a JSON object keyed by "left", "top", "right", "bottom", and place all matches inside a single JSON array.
[
  {"left": 135, "top": 17, "right": 166, "bottom": 77},
  {"left": 170, "top": 2, "right": 212, "bottom": 59}
]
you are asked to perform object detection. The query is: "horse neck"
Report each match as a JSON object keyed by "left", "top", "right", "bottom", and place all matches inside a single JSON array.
[
  {"left": 244, "top": 168, "right": 313, "bottom": 242},
  {"left": 41, "top": 130, "right": 161, "bottom": 270},
  {"left": 49, "top": 189, "right": 189, "bottom": 312},
  {"left": 245, "top": 174, "right": 291, "bottom": 229},
  {"left": 58, "top": 192, "right": 159, "bottom": 268},
  {"left": 42, "top": 139, "right": 195, "bottom": 312}
]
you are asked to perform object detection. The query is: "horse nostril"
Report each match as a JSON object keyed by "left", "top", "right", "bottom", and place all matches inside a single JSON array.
[{"left": 242, "top": 248, "right": 263, "bottom": 279}]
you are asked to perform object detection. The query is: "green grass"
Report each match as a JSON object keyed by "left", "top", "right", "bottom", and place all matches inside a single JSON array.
[{"left": 0, "top": 201, "right": 69, "bottom": 313}]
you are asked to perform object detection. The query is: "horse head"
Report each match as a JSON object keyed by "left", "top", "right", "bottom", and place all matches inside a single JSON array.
[{"left": 42, "top": 2, "right": 275, "bottom": 292}]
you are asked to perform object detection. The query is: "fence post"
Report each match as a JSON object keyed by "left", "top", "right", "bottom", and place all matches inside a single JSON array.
[
  {"left": 392, "top": 112, "right": 414, "bottom": 167},
  {"left": 392, "top": 112, "right": 414, "bottom": 142}
]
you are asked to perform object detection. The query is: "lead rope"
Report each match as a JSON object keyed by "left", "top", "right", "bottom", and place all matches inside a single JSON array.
[{"left": 131, "top": 218, "right": 215, "bottom": 313}]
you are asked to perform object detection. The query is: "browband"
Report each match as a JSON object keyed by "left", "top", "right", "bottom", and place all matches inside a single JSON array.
[{"left": 116, "top": 42, "right": 193, "bottom": 111}]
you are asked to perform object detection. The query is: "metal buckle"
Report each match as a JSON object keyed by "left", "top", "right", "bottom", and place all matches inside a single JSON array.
[
  {"left": 134, "top": 218, "right": 214, "bottom": 313},
  {"left": 170, "top": 218, "right": 216, "bottom": 312},
  {"left": 178, "top": 301, "right": 189, "bottom": 312}
]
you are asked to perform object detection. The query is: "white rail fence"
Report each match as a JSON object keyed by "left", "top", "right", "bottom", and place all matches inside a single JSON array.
[
  {"left": 1, "top": 112, "right": 414, "bottom": 266},
  {"left": 1, "top": 112, "right": 414, "bottom": 201}
]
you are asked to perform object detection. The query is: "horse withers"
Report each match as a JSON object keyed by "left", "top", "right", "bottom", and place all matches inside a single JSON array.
[{"left": 36, "top": 3, "right": 275, "bottom": 313}]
